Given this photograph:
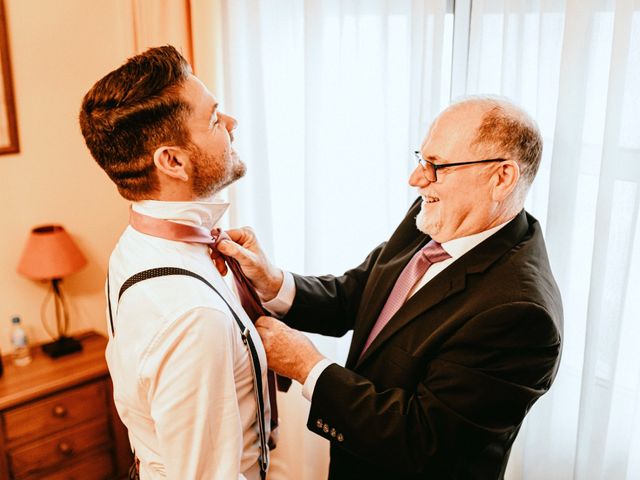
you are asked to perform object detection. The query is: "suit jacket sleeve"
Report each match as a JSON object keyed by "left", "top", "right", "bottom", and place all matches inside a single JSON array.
[
  {"left": 283, "top": 241, "right": 386, "bottom": 337},
  {"left": 306, "top": 301, "right": 562, "bottom": 475}
]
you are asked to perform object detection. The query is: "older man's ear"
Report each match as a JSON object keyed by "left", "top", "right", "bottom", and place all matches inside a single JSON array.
[{"left": 491, "top": 160, "right": 520, "bottom": 202}]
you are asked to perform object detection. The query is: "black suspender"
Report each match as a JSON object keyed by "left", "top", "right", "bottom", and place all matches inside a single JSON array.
[{"left": 107, "top": 267, "right": 269, "bottom": 479}]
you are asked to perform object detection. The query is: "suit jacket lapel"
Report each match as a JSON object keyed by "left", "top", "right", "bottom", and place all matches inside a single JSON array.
[
  {"left": 355, "top": 261, "right": 467, "bottom": 367},
  {"left": 354, "top": 210, "right": 530, "bottom": 368}
]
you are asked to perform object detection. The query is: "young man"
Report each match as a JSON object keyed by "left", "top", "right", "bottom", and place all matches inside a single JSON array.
[{"left": 79, "top": 46, "right": 270, "bottom": 480}]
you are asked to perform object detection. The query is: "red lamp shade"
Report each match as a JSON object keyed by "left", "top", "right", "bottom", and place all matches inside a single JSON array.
[{"left": 17, "top": 225, "right": 87, "bottom": 280}]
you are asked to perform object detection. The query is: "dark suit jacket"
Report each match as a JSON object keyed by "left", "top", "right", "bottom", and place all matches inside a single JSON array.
[{"left": 283, "top": 199, "right": 563, "bottom": 479}]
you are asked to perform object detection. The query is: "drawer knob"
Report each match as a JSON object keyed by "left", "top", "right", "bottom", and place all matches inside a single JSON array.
[
  {"left": 52, "top": 405, "right": 68, "bottom": 418},
  {"left": 58, "top": 441, "right": 74, "bottom": 456}
]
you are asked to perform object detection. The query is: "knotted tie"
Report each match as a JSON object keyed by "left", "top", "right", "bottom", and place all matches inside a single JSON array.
[
  {"left": 128, "top": 207, "right": 288, "bottom": 448},
  {"left": 360, "top": 240, "right": 451, "bottom": 356}
]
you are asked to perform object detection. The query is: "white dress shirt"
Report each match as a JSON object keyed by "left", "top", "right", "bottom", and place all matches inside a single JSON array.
[
  {"left": 263, "top": 220, "right": 510, "bottom": 400},
  {"left": 105, "top": 199, "right": 270, "bottom": 480}
]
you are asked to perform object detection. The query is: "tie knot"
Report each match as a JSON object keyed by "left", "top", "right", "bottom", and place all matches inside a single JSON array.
[
  {"left": 209, "top": 228, "right": 230, "bottom": 251},
  {"left": 421, "top": 240, "right": 451, "bottom": 263}
]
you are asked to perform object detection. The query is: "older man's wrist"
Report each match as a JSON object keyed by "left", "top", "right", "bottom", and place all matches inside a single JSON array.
[
  {"left": 295, "top": 350, "right": 327, "bottom": 384},
  {"left": 302, "top": 358, "right": 335, "bottom": 400},
  {"left": 259, "top": 268, "right": 284, "bottom": 302},
  {"left": 260, "top": 271, "right": 297, "bottom": 319}
]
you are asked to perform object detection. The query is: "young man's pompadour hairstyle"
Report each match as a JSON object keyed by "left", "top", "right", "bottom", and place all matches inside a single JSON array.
[{"left": 79, "top": 45, "right": 193, "bottom": 200}]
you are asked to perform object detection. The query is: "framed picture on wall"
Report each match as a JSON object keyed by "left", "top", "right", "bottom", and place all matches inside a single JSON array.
[{"left": 0, "top": 0, "right": 18, "bottom": 154}]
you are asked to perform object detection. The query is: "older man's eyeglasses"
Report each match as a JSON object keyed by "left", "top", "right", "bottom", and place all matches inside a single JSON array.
[{"left": 413, "top": 151, "right": 507, "bottom": 183}]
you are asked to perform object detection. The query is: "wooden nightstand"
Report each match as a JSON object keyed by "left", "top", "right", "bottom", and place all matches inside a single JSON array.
[{"left": 0, "top": 332, "right": 133, "bottom": 479}]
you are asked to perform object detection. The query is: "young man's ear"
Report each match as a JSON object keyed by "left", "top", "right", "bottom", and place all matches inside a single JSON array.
[{"left": 153, "top": 146, "right": 189, "bottom": 181}]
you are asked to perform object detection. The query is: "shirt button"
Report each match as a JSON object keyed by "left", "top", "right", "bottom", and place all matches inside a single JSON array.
[
  {"left": 337, "top": 433, "right": 344, "bottom": 442},
  {"left": 323, "top": 423, "right": 330, "bottom": 433},
  {"left": 316, "top": 419, "right": 323, "bottom": 428}
]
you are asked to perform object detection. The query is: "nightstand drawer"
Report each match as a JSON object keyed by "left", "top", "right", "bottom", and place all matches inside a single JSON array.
[
  {"left": 3, "top": 380, "right": 106, "bottom": 444},
  {"left": 34, "top": 449, "right": 114, "bottom": 480},
  {"left": 9, "top": 417, "right": 111, "bottom": 478}
]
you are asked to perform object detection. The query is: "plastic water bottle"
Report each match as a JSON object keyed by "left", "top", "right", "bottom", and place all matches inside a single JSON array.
[{"left": 10, "top": 316, "right": 32, "bottom": 366}]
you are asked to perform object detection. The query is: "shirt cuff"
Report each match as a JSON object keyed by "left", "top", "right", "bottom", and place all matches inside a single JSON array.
[
  {"left": 302, "top": 359, "right": 334, "bottom": 401},
  {"left": 261, "top": 271, "right": 296, "bottom": 317}
]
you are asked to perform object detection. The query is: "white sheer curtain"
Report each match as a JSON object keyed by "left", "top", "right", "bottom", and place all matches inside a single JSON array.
[
  {"left": 217, "top": 0, "right": 640, "bottom": 478},
  {"left": 464, "top": 1, "right": 640, "bottom": 478},
  {"left": 219, "top": 1, "right": 452, "bottom": 478},
  {"left": 220, "top": 0, "right": 454, "bottom": 269}
]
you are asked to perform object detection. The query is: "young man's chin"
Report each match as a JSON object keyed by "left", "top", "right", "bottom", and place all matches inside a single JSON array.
[
  {"left": 210, "top": 164, "right": 247, "bottom": 195},
  {"left": 231, "top": 158, "right": 247, "bottom": 180}
]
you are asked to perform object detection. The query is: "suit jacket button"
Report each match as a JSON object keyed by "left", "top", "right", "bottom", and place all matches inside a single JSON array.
[
  {"left": 337, "top": 433, "right": 344, "bottom": 442},
  {"left": 316, "top": 419, "right": 323, "bottom": 428},
  {"left": 330, "top": 428, "right": 337, "bottom": 437},
  {"left": 323, "top": 424, "right": 330, "bottom": 433}
]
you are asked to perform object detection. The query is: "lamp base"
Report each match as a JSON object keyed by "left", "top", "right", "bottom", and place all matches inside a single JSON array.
[{"left": 41, "top": 336, "right": 83, "bottom": 358}]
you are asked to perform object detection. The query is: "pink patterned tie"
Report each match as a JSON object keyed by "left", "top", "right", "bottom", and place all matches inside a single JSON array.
[{"left": 360, "top": 240, "right": 451, "bottom": 356}]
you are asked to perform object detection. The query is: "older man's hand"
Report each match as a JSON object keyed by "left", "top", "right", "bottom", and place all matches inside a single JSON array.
[
  {"left": 214, "top": 227, "right": 284, "bottom": 301},
  {"left": 255, "top": 316, "right": 326, "bottom": 384}
]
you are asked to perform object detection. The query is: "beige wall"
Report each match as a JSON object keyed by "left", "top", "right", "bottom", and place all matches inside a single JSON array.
[{"left": 0, "top": 0, "right": 137, "bottom": 355}]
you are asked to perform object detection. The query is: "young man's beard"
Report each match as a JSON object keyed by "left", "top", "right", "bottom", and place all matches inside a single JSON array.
[{"left": 190, "top": 146, "right": 246, "bottom": 198}]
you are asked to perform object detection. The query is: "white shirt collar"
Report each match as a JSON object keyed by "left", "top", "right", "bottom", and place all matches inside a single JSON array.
[
  {"left": 131, "top": 197, "right": 230, "bottom": 231},
  {"left": 441, "top": 219, "right": 512, "bottom": 260}
]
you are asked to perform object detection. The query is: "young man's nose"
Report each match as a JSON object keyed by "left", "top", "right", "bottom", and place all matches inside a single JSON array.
[{"left": 222, "top": 113, "right": 238, "bottom": 132}]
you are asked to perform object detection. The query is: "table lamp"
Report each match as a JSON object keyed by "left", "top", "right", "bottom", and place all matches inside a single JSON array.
[{"left": 17, "top": 225, "right": 87, "bottom": 358}]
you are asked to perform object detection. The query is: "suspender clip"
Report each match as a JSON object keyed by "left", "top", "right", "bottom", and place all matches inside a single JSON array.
[
  {"left": 241, "top": 326, "right": 250, "bottom": 341},
  {"left": 259, "top": 455, "right": 269, "bottom": 476}
]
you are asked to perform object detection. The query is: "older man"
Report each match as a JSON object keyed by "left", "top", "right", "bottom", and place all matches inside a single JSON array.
[
  {"left": 79, "top": 46, "right": 270, "bottom": 479},
  {"left": 216, "top": 97, "right": 563, "bottom": 479}
]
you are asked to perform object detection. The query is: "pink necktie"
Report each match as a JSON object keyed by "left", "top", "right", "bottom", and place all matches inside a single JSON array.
[
  {"left": 128, "top": 207, "right": 287, "bottom": 448},
  {"left": 360, "top": 240, "right": 451, "bottom": 356}
]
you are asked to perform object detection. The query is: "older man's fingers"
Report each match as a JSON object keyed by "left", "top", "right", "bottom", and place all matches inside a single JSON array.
[
  {"left": 211, "top": 255, "right": 228, "bottom": 276},
  {"left": 224, "top": 227, "right": 257, "bottom": 247}
]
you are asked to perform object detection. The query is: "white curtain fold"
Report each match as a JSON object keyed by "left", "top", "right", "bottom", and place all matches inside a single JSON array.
[
  {"left": 575, "top": 1, "right": 640, "bottom": 477},
  {"left": 466, "top": 1, "right": 640, "bottom": 479}
]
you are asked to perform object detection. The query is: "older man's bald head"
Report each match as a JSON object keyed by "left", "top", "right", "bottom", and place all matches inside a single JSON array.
[{"left": 445, "top": 96, "right": 543, "bottom": 193}]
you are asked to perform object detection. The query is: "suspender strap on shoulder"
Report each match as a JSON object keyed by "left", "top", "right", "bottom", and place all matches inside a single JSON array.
[
  {"left": 107, "top": 271, "right": 115, "bottom": 336},
  {"left": 107, "top": 267, "right": 269, "bottom": 477}
]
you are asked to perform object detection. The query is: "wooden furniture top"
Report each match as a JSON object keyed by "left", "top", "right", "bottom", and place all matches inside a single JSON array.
[{"left": 0, "top": 332, "right": 108, "bottom": 410}]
